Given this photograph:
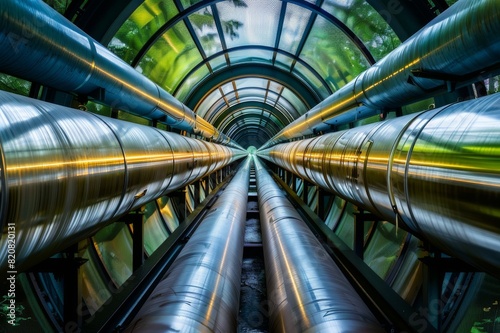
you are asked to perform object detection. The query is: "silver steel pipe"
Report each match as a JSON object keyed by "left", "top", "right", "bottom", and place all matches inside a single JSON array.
[
  {"left": 125, "top": 157, "right": 250, "bottom": 333},
  {"left": 260, "top": 0, "right": 500, "bottom": 150},
  {"left": 0, "top": 91, "right": 246, "bottom": 273},
  {"left": 0, "top": 0, "right": 242, "bottom": 149},
  {"left": 259, "top": 93, "right": 500, "bottom": 277},
  {"left": 254, "top": 157, "right": 384, "bottom": 333}
]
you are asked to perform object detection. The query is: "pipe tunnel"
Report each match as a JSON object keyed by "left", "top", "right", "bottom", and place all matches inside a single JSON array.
[{"left": 1, "top": 0, "right": 500, "bottom": 332}]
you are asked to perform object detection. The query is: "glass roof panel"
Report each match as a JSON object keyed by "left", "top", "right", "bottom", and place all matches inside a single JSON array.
[
  {"left": 233, "top": 93, "right": 279, "bottom": 107},
  {"left": 175, "top": 64, "right": 210, "bottom": 101},
  {"left": 274, "top": 52, "right": 294, "bottom": 71},
  {"left": 321, "top": 0, "right": 401, "bottom": 61},
  {"left": 208, "top": 55, "right": 230, "bottom": 72},
  {"left": 205, "top": 98, "right": 227, "bottom": 121},
  {"left": 216, "top": 0, "right": 280, "bottom": 49},
  {"left": 268, "top": 81, "right": 283, "bottom": 96},
  {"left": 292, "top": 61, "right": 330, "bottom": 97},
  {"left": 179, "top": 0, "right": 205, "bottom": 9},
  {"left": 188, "top": 6, "right": 223, "bottom": 57},
  {"left": 279, "top": 3, "right": 313, "bottom": 55},
  {"left": 282, "top": 87, "right": 308, "bottom": 116},
  {"left": 223, "top": 91, "right": 239, "bottom": 105},
  {"left": 299, "top": 14, "right": 370, "bottom": 92},
  {"left": 136, "top": 20, "right": 203, "bottom": 93},
  {"left": 235, "top": 78, "right": 268, "bottom": 90},
  {"left": 233, "top": 95, "right": 267, "bottom": 105},
  {"left": 109, "top": 0, "right": 179, "bottom": 64},
  {"left": 228, "top": 88, "right": 266, "bottom": 103},
  {"left": 274, "top": 102, "right": 297, "bottom": 121},
  {"left": 228, "top": 49, "right": 274, "bottom": 66},
  {"left": 219, "top": 110, "right": 274, "bottom": 128},
  {"left": 196, "top": 88, "right": 223, "bottom": 118},
  {"left": 221, "top": 81, "right": 234, "bottom": 95},
  {"left": 266, "top": 91, "right": 279, "bottom": 106}
]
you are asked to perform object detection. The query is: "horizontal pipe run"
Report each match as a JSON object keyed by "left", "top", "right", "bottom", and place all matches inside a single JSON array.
[
  {"left": 258, "top": 93, "right": 500, "bottom": 278},
  {"left": 125, "top": 157, "right": 251, "bottom": 332},
  {"left": 0, "top": 0, "right": 242, "bottom": 149},
  {"left": 260, "top": 0, "right": 500, "bottom": 150},
  {"left": 254, "top": 157, "right": 384, "bottom": 333},
  {"left": 0, "top": 91, "right": 246, "bottom": 274}
]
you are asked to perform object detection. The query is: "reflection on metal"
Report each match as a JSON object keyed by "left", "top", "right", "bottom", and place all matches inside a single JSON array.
[
  {"left": 0, "top": 0, "right": 242, "bottom": 149},
  {"left": 125, "top": 158, "right": 250, "bottom": 333},
  {"left": 0, "top": 91, "right": 246, "bottom": 273},
  {"left": 259, "top": 93, "right": 500, "bottom": 277},
  {"left": 254, "top": 157, "right": 384, "bottom": 332},
  {"left": 260, "top": 0, "right": 500, "bottom": 149}
]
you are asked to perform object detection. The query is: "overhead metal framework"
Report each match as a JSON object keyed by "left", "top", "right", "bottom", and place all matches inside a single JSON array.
[{"left": 100, "top": 0, "right": 401, "bottom": 148}]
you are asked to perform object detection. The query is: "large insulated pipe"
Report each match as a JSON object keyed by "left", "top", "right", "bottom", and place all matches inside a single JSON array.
[
  {"left": 0, "top": 91, "right": 246, "bottom": 274},
  {"left": 260, "top": 0, "right": 500, "bottom": 150},
  {"left": 259, "top": 93, "right": 500, "bottom": 278},
  {"left": 0, "top": 0, "right": 242, "bottom": 149},
  {"left": 254, "top": 157, "right": 384, "bottom": 333},
  {"left": 125, "top": 157, "right": 250, "bottom": 333}
]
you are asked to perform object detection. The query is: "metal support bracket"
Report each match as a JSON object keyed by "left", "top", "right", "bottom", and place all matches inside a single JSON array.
[
  {"left": 123, "top": 210, "right": 145, "bottom": 271},
  {"left": 28, "top": 246, "right": 88, "bottom": 330},
  {"left": 419, "top": 247, "right": 478, "bottom": 331},
  {"left": 353, "top": 209, "right": 380, "bottom": 259}
]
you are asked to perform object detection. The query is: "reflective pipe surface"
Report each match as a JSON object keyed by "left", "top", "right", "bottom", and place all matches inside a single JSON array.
[
  {"left": 260, "top": 0, "right": 500, "bottom": 149},
  {"left": 259, "top": 93, "right": 500, "bottom": 277},
  {"left": 0, "top": 0, "right": 241, "bottom": 148},
  {"left": 254, "top": 157, "right": 384, "bottom": 333},
  {"left": 125, "top": 157, "right": 250, "bottom": 333},
  {"left": 0, "top": 91, "right": 245, "bottom": 273}
]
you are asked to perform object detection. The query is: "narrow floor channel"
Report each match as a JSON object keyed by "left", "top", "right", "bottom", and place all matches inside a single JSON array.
[{"left": 238, "top": 164, "right": 269, "bottom": 332}]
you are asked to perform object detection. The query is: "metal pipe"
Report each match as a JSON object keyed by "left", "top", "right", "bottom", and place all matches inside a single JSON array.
[
  {"left": 260, "top": 0, "right": 500, "bottom": 150},
  {"left": 254, "top": 157, "right": 384, "bottom": 333},
  {"left": 125, "top": 157, "right": 250, "bottom": 333},
  {"left": 0, "top": 91, "right": 246, "bottom": 274},
  {"left": 259, "top": 93, "right": 500, "bottom": 277},
  {"left": 0, "top": 0, "right": 242, "bottom": 149}
]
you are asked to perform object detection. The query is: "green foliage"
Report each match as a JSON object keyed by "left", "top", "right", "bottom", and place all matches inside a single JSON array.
[
  {"left": 0, "top": 295, "right": 31, "bottom": 327},
  {"left": 325, "top": 0, "right": 400, "bottom": 61},
  {"left": 43, "top": 0, "right": 70, "bottom": 14},
  {"left": 108, "top": 20, "right": 141, "bottom": 64},
  {"left": 0, "top": 73, "right": 31, "bottom": 96},
  {"left": 223, "top": 20, "right": 243, "bottom": 40}
]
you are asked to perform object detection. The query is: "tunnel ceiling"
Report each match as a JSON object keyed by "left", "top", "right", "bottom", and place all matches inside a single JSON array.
[{"left": 55, "top": 0, "right": 454, "bottom": 148}]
